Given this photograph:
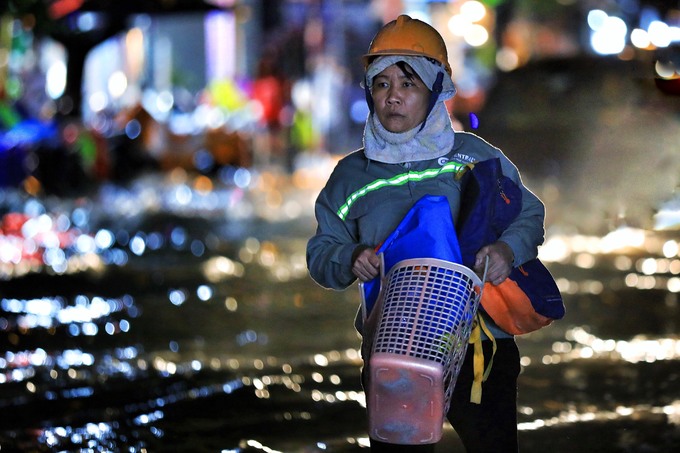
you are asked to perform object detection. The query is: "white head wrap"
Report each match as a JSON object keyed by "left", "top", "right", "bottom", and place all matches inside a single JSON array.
[
  {"left": 363, "top": 56, "right": 457, "bottom": 164},
  {"left": 364, "top": 55, "right": 456, "bottom": 100}
]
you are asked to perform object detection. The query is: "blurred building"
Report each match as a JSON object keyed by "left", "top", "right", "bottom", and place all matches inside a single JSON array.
[{"left": 1, "top": 0, "right": 678, "bottom": 188}]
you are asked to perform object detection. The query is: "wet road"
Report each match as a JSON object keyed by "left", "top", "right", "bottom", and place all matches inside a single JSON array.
[
  {"left": 2, "top": 56, "right": 680, "bottom": 452},
  {"left": 1, "top": 163, "right": 679, "bottom": 453}
]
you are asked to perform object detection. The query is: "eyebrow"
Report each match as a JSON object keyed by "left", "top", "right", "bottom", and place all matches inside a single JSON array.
[{"left": 374, "top": 73, "right": 416, "bottom": 82}]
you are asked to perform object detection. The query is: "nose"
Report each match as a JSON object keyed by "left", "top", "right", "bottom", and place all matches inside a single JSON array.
[{"left": 386, "top": 87, "right": 402, "bottom": 105}]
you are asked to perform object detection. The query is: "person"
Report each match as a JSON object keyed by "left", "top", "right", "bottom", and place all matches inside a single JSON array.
[{"left": 306, "top": 15, "right": 545, "bottom": 452}]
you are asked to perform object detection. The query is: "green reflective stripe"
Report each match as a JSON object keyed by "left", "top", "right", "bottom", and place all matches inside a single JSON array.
[{"left": 336, "top": 161, "right": 467, "bottom": 220}]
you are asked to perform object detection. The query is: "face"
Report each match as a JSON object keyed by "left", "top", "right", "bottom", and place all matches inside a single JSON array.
[{"left": 371, "top": 63, "right": 431, "bottom": 133}]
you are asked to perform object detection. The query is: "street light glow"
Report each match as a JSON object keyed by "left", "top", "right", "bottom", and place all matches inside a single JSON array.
[
  {"left": 587, "top": 9, "right": 608, "bottom": 31},
  {"left": 630, "top": 28, "right": 651, "bottom": 49},
  {"left": 589, "top": 14, "right": 627, "bottom": 55},
  {"left": 464, "top": 24, "right": 489, "bottom": 47},
  {"left": 460, "top": 1, "right": 486, "bottom": 23},
  {"left": 46, "top": 61, "right": 67, "bottom": 99},
  {"left": 108, "top": 70, "right": 128, "bottom": 99},
  {"left": 648, "top": 20, "right": 671, "bottom": 48}
]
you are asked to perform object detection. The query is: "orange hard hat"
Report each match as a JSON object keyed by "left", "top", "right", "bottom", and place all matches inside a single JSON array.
[{"left": 363, "top": 15, "right": 451, "bottom": 75}]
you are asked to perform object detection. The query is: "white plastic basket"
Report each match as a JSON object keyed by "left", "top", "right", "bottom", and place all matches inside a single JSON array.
[{"left": 365, "top": 257, "right": 483, "bottom": 445}]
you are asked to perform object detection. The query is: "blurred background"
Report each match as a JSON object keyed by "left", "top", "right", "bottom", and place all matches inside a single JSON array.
[{"left": 0, "top": 0, "right": 679, "bottom": 452}]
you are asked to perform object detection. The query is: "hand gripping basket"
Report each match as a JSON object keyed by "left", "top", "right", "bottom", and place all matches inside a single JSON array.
[{"left": 365, "top": 257, "right": 484, "bottom": 445}]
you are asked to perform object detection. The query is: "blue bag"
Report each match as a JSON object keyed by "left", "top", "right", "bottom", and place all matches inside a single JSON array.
[
  {"left": 361, "top": 195, "right": 463, "bottom": 315},
  {"left": 456, "top": 158, "right": 565, "bottom": 333}
]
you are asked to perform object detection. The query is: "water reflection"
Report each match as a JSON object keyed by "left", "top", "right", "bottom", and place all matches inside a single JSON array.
[
  {"left": 2, "top": 158, "right": 680, "bottom": 451},
  {"left": 518, "top": 400, "right": 680, "bottom": 431},
  {"left": 2, "top": 294, "right": 136, "bottom": 332}
]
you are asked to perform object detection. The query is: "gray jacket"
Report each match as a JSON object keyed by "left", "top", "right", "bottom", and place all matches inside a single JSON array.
[{"left": 306, "top": 131, "right": 545, "bottom": 337}]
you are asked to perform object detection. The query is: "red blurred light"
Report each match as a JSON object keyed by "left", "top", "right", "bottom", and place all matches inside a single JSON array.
[
  {"left": 655, "top": 77, "right": 680, "bottom": 96},
  {"left": 48, "top": 0, "right": 85, "bottom": 20}
]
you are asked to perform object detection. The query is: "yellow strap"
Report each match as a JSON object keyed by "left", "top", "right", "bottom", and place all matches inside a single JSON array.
[
  {"left": 479, "top": 314, "right": 497, "bottom": 381},
  {"left": 469, "top": 312, "right": 497, "bottom": 404},
  {"left": 455, "top": 162, "right": 476, "bottom": 181},
  {"left": 469, "top": 317, "right": 483, "bottom": 404}
]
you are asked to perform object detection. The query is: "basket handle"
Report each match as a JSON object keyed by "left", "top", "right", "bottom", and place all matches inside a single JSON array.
[
  {"left": 379, "top": 252, "right": 386, "bottom": 280},
  {"left": 359, "top": 253, "right": 386, "bottom": 323},
  {"left": 481, "top": 255, "right": 489, "bottom": 286},
  {"left": 478, "top": 255, "right": 490, "bottom": 298}
]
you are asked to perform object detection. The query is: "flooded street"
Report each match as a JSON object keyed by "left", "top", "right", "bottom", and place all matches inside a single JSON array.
[
  {"left": 1, "top": 155, "right": 680, "bottom": 452},
  {"left": 2, "top": 55, "right": 680, "bottom": 452},
  {"left": 3, "top": 0, "right": 680, "bottom": 449}
]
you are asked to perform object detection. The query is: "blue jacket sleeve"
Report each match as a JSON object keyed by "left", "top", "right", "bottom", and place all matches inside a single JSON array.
[{"left": 496, "top": 154, "right": 545, "bottom": 266}]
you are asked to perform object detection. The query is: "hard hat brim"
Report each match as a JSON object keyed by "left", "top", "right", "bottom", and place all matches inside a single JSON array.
[{"left": 363, "top": 50, "right": 452, "bottom": 75}]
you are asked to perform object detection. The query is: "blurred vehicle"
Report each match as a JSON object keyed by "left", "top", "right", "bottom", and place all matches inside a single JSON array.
[{"left": 475, "top": 54, "right": 680, "bottom": 233}]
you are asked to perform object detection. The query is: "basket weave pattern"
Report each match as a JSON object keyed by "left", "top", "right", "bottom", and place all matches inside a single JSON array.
[{"left": 371, "top": 258, "right": 482, "bottom": 413}]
